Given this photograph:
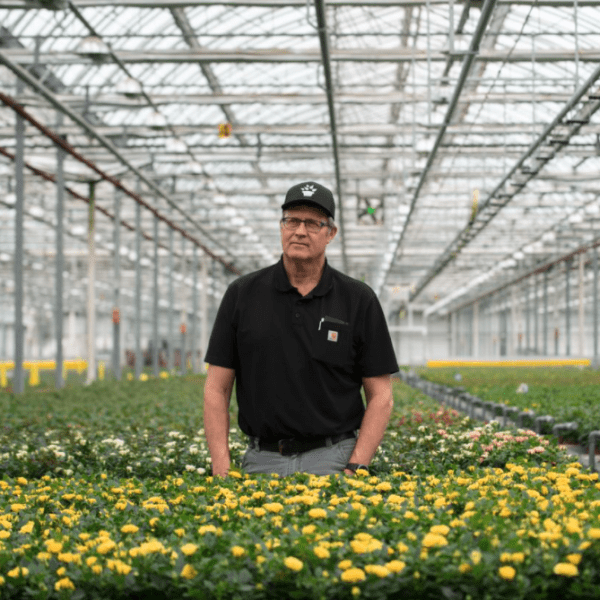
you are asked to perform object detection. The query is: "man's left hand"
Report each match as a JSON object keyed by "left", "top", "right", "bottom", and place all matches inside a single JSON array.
[{"left": 343, "top": 468, "right": 355, "bottom": 476}]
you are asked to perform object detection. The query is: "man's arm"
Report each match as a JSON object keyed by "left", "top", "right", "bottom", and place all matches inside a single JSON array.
[
  {"left": 204, "top": 364, "right": 236, "bottom": 477},
  {"left": 344, "top": 374, "right": 394, "bottom": 474}
]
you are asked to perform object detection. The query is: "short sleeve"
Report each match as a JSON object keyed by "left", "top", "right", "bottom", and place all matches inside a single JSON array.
[
  {"left": 203, "top": 283, "right": 238, "bottom": 369},
  {"left": 356, "top": 292, "right": 398, "bottom": 377}
]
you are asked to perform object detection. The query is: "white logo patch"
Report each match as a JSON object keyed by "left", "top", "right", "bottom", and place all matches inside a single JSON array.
[
  {"left": 301, "top": 184, "right": 317, "bottom": 197},
  {"left": 327, "top": 330, "right": 338, "bottom": 342}
]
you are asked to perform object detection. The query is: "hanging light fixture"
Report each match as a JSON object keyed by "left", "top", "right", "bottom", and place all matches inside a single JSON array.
[
  {"left": 75, "top": 36, "right": 110, "bottom": 61},
  {"left": 116, "top": 76, "right": 143, "bottom": 97},
  {"left": 147, "top": 111, "right": 168, "bottom": 129}
]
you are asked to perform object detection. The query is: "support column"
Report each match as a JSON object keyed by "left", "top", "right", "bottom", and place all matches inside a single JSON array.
[
  {"left": 191, "top": 245, "right": 198, "bottom": 374},
  {"left": 534, "top": 274, "right": 539, "bottom": 355},
  {"left": 473, "top": 300, "right": 479, "bottom": 358},
  {"left": 13, "top": 77, "right": 25, "bottom": 395},
  {"left": 55, "top": 112, "right": 65, "bottom": 389},
  {"left": 168, "top": 222, "right": 174, "bottom": 372},
  {"left": 510, "top": 286, "right": 517, "bottom": 356},
  {"left": 525, "top": 279, "right": 531, "bottom": 355},
  {"left": 85, "top": 181, "right": 97, "bottom": 385},
  {"left": 543, "top": 270, "right": 549, "bottom": 355},
  {"left": 201, "top": 252, "right": 208, "bottom": 374},
  {"left": 135, "top": 198, "right": 142, "bottom": 380},
  {"left": 578, "top": 253, "right": 584, "bottom": 356},
  {"left": 594, "top": 246, "right": 599, "bottom": 366},
  {"left": 180, "top": 237, "right": 187, "bottom": 376},
  {"left": 152, "top": 214, "right": 159, "bottom": 377},
  {"left": 565, "top": 259, "right": 571, "bottom": 356},
  {"left": 450, "top": 310, "right": 457, "bottom": 357},
  {"left": 112, "top": 189, "right": 121, "bottom": 381},
  {"left": 554, "top": 266, "right": 560, "bottom": 356}
]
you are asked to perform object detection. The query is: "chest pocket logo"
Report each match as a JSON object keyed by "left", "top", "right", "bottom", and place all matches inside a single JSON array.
[{"left": 313, "top": 316, "right": 351, "bottom": 367}]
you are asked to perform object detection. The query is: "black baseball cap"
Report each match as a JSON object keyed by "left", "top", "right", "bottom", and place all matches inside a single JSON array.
[{"left": 281, "top": 181, "right": 335, "bottom": 220}]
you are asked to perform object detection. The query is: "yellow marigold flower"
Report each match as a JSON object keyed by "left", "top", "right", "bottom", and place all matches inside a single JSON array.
[
  {"left": 121, "top": 524, "right": 139, "bottom": 534},
  {"left": 198, "top": 525, "right": 218, "bottom": 535},
  {"left": 554, "top": 563, "right": 578, "bottom": 577},
  {"left": 499, "top": 566, "right": 516, "bottom": 580},
  {"left": 566, "top": 554, "right": 581, "bottom": 565},
  {"left": 17, "top": 477, "right": 28, "bottom": 486},
  {"left": 314, "top": 546, "right": 330, "bottom": 559},
  {"left": 0, "top": 575, "right": 4, "bottom": 585},
  {"left": 470, "top": 551, "right": 482, "bottom": 565},
  {"left": 37, "top": 552, "right": 51, "bottom": 561},
  {"left": 174, "top": 528, "right": 185, "bottom": 537},
  {"left": 79, "top": 533, "right": 90, "bottom": 541},
  {"left": 56, "top": 567, "right": 66, "bottom": 577},
  {"left": 386, "top": 560, "right": 406, "bottom": 573},
  {"left": 430, "top": 525, "right": 450, "bottom": 536},
  {"left": 86, "top": 557, "right": 97, "bottom": 566},
  {"left": 302, "top": 525, "right": 317, "bottom": 535},
  {"left": 308, "top": 508, "right": 327, "bottom": 519},
  {"left": 0, "top": 530, "right": 10, "bottom": 540},
  {"left": 181, "top": 564, "right": 198, "bottom": 579},
  {"left": 264, "top": 502, "right": 284, "bottom": 513},
  {"left": 365, "top": 565, "right": 390, "bottom": 578},
  {"left": 45, "top": 540, "right": 63, "bottom": 554},
  {"left": 587, "top": 528, "right": 600, "bottom": 539},
  {"left": 107, "top": 559, "right": 132, "bottom": 575},
  {"left": 181, "top": 543, "right": 198, "bottom": 556},
  {"left": 339, "top": 559, "right": 353, "bottom": 570},
  {"left": 351, "top": 586, "right": 360, "bottom": 597},
  {"left": 11, "top": 504, "right": 26, "bottom": 512},
  {"left": 256, "top": 556, "right": 267, "bottom": 565},
  {"left": 284, "top": 556, "right": 304, "bottom": 572},
  {"left": 422, "top": 533, "right": 447, "bottom": 548},
  {"left": 500, "top": 552, "right": 512, "bottom": 562},
  {"left": 54, "top": 577, "right": 75, "bottom": 591},
  {"left": 91, "top": 565, "right": 102, "bottom": 574},
  {"left": 376, "top": 482, "right": 392, "bottom": 492},
  {"left": 231, "top": 546, "right": 246, "bottom": 557},
  {"left": 19, "top": 521, "right": 34, "bottom": 535},
  {"left": 7, "top": 567, "right": 29, "bottom": 578},
  {"left": 459, "top": 563, "right": 471, "bottom": 573},
  {"left": 341, "top": 568, "right": 366, "bottom": 583},
  {"left": 97, "top": 540, "right": 116, "bottom": 555}
]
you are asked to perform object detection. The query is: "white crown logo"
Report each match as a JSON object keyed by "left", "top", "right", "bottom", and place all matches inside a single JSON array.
[{"left": 301, "top": 184, "right": 317, "bottom": 197}]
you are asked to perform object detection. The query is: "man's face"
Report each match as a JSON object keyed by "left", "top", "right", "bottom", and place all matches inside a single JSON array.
[{"left": 280, "top": 206, "right": 337, "bottom": 263}]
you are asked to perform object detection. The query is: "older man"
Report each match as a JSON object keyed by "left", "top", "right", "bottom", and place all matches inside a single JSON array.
[{"left": 203, "top": 181, "right": 398, "bottom": 478}]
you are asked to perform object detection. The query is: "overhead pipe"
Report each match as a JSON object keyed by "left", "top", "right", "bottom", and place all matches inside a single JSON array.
[
  {"left": 377, "top": 0, "right": 497, "bottom": 293},
  {"left": 0, "top": 50, "right": 239, "bottom": 274},
  {"left": 413, "top": 59, "right": 600, "bottom": 304},
  {"left": 314, "top": 0, "right": 348, "bottom": 274},
  {"left": 0, "top": 88, "right": 241, "bottom": 276}
]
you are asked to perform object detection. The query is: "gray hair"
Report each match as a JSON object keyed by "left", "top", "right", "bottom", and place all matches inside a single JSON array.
[{"left": 282, "top": 208, "right": 336, "bottom": 232}]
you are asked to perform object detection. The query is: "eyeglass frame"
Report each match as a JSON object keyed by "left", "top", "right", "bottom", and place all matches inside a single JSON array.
[{"left": 280, "top": 216, "right": 330, "bottom": 233}]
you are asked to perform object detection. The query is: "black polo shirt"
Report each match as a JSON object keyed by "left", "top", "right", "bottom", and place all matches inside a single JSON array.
[{"left": 204, "top": 253, "right": 398, "bottom": 441}]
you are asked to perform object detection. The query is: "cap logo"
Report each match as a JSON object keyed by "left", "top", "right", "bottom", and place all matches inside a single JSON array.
[
  {"left": 327, "top": 330, "right": 338, "bottom": 342},
  {"left": 301, "top": 184, "right": 317, "bottom": 197}
]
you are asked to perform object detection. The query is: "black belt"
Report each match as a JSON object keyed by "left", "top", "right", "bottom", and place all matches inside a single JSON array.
[{"left": 253, "top": 431, "right": 356, "bottom": 456}]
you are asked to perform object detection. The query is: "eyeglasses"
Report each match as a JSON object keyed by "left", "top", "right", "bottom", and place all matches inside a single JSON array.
[{"left": 281, "top": 217, "right": 327, "bottom": 233}]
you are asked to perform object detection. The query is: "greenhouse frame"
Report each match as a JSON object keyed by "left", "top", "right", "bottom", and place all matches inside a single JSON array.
[{"left": 2, "top": 0, "right": 600, "bottom": 392}]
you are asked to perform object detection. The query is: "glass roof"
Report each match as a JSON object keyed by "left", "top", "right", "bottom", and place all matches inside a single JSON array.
[{"left": 1, "top": 0, "right": 600, "bottom": 323}]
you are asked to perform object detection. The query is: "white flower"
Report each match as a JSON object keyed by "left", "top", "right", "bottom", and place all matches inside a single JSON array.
[
  {"left": 409, "top": 436, "right": 417, "bottom": 443},
  {"left": 185, "top": 464, "right": 197, "bottom": 472},
  {"left": 196, "top": 467, "right": 206, "bottom": 475}
]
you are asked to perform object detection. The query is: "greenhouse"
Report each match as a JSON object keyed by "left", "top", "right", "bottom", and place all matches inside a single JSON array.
[{"left": 1, "top": 0, "right": 600, "bottom": 599}]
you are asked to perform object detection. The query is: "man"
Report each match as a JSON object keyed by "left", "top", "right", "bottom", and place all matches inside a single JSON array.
[{"left": 203, "top": 181, "right": 398, "bottom": 478}]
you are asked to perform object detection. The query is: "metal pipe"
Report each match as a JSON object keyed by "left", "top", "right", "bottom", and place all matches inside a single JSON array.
[
  {"left": 13, "top": 78, "right": 25, "bottom": 395},
  {"left": 594, "top": 247, "right": 599, "bottom": 365},
  {"left": 313, "top": 0, "right": 348, "bottom": 274},
  {"left": 55, "top": 112, "right": 65, "bottom": 390},
  {"left": 113, "top": 188, "right": 122, "bottom": 381},
  {"left": 168, "top": 218, "right": 175, "bottom": 372},
  {"left": 392, "top": 0, "right": 498, "bottom": 263},
  {"left": 0, "top": 76, "right": 238, "bottom": 275},
  {"left": 135, "top": 199, "right": 142, "bottom": 381},
  {"left": 152, "top": 214, "right": 159, "bottom": 377},
  {"left": 86, "top": 181, "right": 97, "bottom": 385},
  {"left": 192, "top": 245, "right": 198, "bottom": 374},
  {"left": 565, "top": 259, "right": 571, "bottom": 356}
]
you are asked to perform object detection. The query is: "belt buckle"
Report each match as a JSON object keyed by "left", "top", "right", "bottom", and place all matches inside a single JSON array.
[{"left": 278, "top": 438, "right": 295, "bottom": 455}]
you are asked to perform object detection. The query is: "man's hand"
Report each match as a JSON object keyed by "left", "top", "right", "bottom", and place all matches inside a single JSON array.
[
  {"left": 343, "top": 468, "right": 355, "bottom": 476},
  {"left": 212, "top": 460, "right": 231, "bottom": 478}
]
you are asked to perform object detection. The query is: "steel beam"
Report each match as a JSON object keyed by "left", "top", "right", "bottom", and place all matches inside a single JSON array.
[
  {"left": 13, "top": 78, "right": 25, "bottom": 395},
  {"left": 0, "top": 51, "right": 239, "bottom": 274},
  {"left": 3, "top": 46, "right": 600, "bottom": 65},
  {"left": 314, "top": 0, "right": 348, "bottom": 274}
]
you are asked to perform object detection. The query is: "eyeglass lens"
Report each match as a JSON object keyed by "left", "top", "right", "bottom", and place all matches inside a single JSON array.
[{"left": 284, "top": 218, "right": 321, "bottom": 232}]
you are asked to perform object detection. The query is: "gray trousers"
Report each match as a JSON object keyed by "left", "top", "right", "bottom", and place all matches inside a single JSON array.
[{"left": 241, "top": 433, "right": 357, "bottom": 477}]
